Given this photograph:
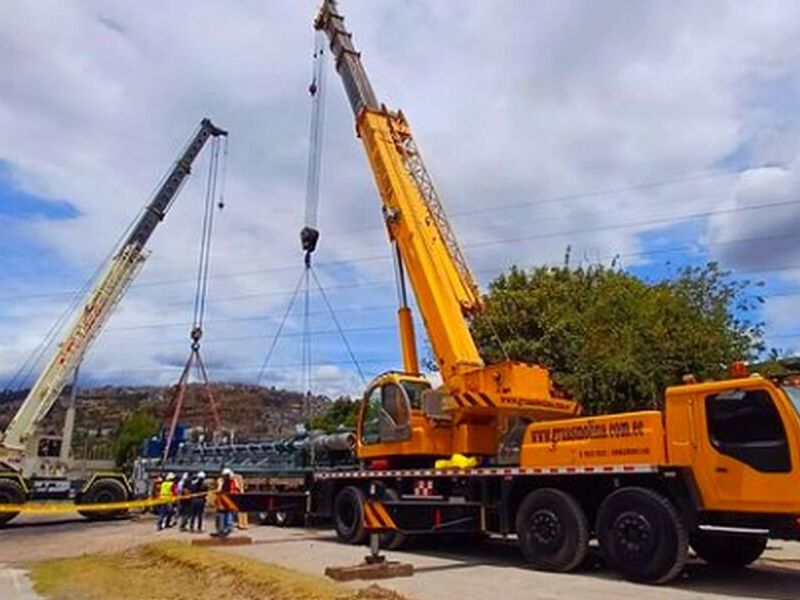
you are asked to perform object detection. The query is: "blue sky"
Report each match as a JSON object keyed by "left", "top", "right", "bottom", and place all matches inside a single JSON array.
[{"left": 1, "top": 0, "right": 800, "bottom": 398}]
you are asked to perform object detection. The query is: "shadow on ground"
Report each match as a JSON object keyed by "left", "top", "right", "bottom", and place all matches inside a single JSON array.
[{"left": 305, "top": 530, "right": 799, "bottom": 600}]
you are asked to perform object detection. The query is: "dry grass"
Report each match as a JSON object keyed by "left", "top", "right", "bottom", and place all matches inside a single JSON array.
[{"left": 30, "top": 541, "right": 409, "bottom": 600}]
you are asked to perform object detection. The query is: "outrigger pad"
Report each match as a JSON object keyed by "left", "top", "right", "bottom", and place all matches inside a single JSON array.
[{"left": 325, "top": 561, "right": 413, "bottom": 581}]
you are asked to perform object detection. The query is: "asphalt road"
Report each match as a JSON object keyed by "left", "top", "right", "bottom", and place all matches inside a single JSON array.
[
  {"left": 228, "top": 526, "right": 800, "bottom": 600},
  {"left": 2, "top": 514, "right": 799, "bottom": 600}
]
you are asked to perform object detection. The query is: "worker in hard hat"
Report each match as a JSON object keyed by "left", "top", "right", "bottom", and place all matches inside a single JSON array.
[
  {"left": 233, "top": 472, "right": 248, "bottom": 530},
  {"left": 177, "top": 472, "right": 192, "bottom": 531},
  {"left": 150, "top": 473, "right": 163, "bottom": 514},
  {"left": 189, "top": 471, "right": 209, "bottom": 533},
  {"left": 213, "top": 468, "right": 236, "bottom": 536},
  {"left": 157, "top": 472, "right": 177, "bottom": 531}
]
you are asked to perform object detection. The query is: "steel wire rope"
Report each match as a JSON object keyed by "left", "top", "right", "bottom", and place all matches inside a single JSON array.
[
  {"left": 310, "top": 266, "right": 367, "bottom": 384},
  {"left": 255, "top": 269, "right": 308, "bottom": 385}
]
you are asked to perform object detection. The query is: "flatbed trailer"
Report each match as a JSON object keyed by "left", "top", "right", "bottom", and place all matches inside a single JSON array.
[{"left": 238, "top": 459, "right": 800, "bottom": 545}]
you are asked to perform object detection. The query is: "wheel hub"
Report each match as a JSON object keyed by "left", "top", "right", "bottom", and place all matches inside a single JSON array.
[
  {"left": 530, "top": 509, "right": 562, "bottom": 548},
  {"left": 614, "top": 511, "right": 653, "bottom": 555}
]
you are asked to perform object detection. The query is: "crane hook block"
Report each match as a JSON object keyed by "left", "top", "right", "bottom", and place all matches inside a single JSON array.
[{"left": 301, "top": 226, "right": 320, "bottom": 254}]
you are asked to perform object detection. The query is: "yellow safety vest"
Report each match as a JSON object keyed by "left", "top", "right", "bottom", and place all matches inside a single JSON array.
[{"left": 159, "top": 480, "right": 174, "bottom": 499}]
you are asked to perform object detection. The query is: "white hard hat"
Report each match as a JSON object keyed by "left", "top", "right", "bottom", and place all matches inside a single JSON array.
[
  {"left": 165, "top": 472, "right": 175, "bottom": 481},
  {"left": 221, "top": 467, "right": 233, "bottom": 476},
  {"left": 197, "top": 471, "right": 206, "bottom": 479}
]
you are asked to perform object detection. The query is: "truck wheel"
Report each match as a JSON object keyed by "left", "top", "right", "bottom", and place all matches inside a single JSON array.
[
  {"left": 334, "top": 486, "right": 367, "bottom": 545},
  {"left": 690, "top": 531, "right": 768, "bottom": 568},
  {"left": 515, "top": 488, "right": 589, "bottom": 572},
  {"left": 78, "top": 479, "right": 129, "bottom": 521},
  {"left": 0, "top": 479, "right": 25, "bottom": 526},
  {"left": 379, "top": 488, "right": 407, "bottom": 550},
  {"left": 596, "top": 487, "right": 688, "bottom": 584}
]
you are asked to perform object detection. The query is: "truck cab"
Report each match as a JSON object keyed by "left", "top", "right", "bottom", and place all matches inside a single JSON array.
[{"left": 666, "top": 374, "right": 800, "bottom": 533}]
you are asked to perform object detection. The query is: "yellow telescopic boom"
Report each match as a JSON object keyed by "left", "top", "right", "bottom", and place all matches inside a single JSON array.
[{"left": 315, "top": 2, "right": 579, "bottom": 457}]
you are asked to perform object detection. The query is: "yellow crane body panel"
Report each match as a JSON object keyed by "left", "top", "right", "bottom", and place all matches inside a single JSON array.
[{"left": 521, "top": 411, "right": 666, "bottom": 468}]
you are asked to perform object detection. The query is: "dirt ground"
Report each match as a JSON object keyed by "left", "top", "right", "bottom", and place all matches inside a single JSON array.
[
  {"left": 3, "top": 513, "right": 800, "bottom": 600},
  {"left": 29, "top": 541, "right": 407, "bottom": 600}
]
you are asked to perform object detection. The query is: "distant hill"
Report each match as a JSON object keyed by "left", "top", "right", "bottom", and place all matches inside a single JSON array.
[{"left": 0, "top": 384, "right": 334, "bottom": 458}]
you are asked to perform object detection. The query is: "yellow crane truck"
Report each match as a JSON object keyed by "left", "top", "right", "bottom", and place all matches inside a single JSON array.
[{"left": 298, "top": 1, "right": 800, "bottom": 584}]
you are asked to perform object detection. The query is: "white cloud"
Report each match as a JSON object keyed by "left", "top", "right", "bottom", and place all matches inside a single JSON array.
[{"left": 1, "top": 0, "right": 800, "bottom": 397}]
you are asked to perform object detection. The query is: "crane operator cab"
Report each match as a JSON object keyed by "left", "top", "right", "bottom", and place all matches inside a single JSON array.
[{"left": 357, "top": 372, "right": 454, "bottom": 467}]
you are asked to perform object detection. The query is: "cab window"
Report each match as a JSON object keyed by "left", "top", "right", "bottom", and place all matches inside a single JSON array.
[
  {"left": 361, "top": 387, "right": 382, "bottom": 445},
  {"left": 399, "top": 380, "right": 430, "bottom": 410},
  {"left": 360, "top": 383, "right": 412, "bottom": 445},
  {"left": 37, "top": 437, "right": 62, "bottom": 458},
  {"left": 383, "top": 384, "right": 410, "bottom": 426},
  {"left": 706, "top": 389, "right": 791, "bottom": 473}
]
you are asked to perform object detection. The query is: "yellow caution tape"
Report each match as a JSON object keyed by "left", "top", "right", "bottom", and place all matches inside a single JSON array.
[{"left": 0, "top": 492, "right": 211, "bottom": 514}]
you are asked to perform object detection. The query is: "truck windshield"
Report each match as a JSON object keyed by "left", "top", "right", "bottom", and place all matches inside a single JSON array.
[{"left": 781, "top": 385, "right": 800, "bottom": 417}]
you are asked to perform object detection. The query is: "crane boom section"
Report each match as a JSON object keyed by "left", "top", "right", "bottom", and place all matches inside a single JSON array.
[
  {"left": 2, "top": 119, "right": 227, "bottom": 452},
  {"left": 316, "top": 1, "right": 482, "bottom": 379},
  {"left": 317, "top": 2, "right": 581, "bottom": 426},
  {"left": 358, "top": 110, "right": 483, "bottom": 377}
]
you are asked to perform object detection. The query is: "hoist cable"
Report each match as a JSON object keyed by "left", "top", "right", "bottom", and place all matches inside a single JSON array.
[
  {"left": 198, "top": 138, "right": 222, "bottom": 326},
  {"left": 218, "top": 136, "right": 229, "bottom": 211},
  {"left": 310, "top": 266, "right": 367, "bottom": 384},
  {"left": 302, "top": 266, "right": 312, "bottom": 394},
  {"left": 191, "top": 136, "right": 222, "bottom": 333},
  {"left": 255, "top": 269, "right": 308, "bottom": 385},
  {"left": 304, "top": 32, "right": 328, "bottom": 232}
]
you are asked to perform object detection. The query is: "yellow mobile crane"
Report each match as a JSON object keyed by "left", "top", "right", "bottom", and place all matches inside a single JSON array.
[
  {"left": 0, "top": 119, "right": 227, "bottom": 524},
  {"left": 306, "top": 1, "right": 800, "bottom": 584},
  {"left": 315, "top": 1, "right": 579, "bottom": 467}
]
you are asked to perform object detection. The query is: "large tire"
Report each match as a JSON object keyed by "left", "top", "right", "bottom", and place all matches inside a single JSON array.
[
  {"left": 379, "top": 488, "right": 407, "bottom": 550},
  {"left": 0, "top": 479, "right": 25, "bottom": 526},
  {"left": 334, "top": 486, "right": 367, "bottom": 545},
  {"left": 515, "top": 488, "right": 589, "bottom": 573},
  {"left": 78, "top": 478, "right": 128, "bottom": 521},
  {"left": 690, "top": 531, "right": 768, "bottom": 568},
  {"left": 597, "top": 487, "right": 688, "bottom": 584}
]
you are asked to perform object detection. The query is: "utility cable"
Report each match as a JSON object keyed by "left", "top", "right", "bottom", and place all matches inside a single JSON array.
[{"left": 7, "top": 192, "right": 800, "bottom": 304}]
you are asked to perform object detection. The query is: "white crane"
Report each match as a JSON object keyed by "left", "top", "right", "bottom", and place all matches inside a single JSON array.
[{"left": 0, "top": 118, "right": 227, "bottom": 524}]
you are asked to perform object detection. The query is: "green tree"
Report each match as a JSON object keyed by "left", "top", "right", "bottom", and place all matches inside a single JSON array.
[
  {"left": 308, "top": 396, "right": 359, "bottom": 431},
  {"left": 470, "top": 262, "right": 764, "bottom": 414},
  {"left": 112, "top": 410, "right": 159, "bottom": 467}
]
